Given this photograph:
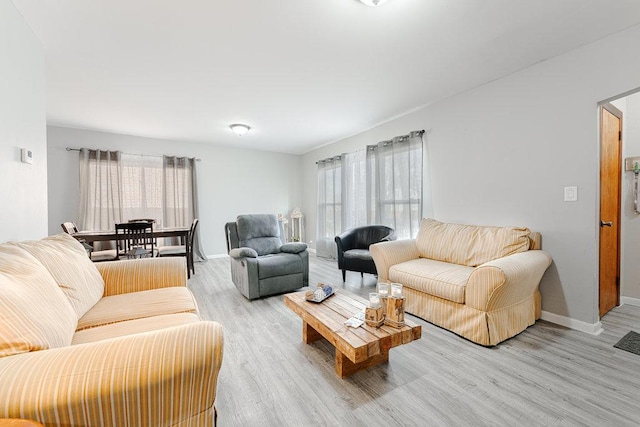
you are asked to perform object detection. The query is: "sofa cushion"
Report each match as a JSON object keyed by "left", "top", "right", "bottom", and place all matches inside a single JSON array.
[
  {"left": 389, "top": 258, "right": 474, "bottom": 304},
  {"left": 77, "top": 287, "right": 198, "bottom": 331},
  {"left": 11, "top": 233, "right": 105, "bottom": 319},
  {"left": 416, "top": 218, "right": 531, "bottom": 267},
  {"left": 257, "top": 253, "right": 303, "bottom": 279},
  {"left": 0, "top": 244, "right": 77, "bottom": 357},
  {"left": 72, "top": 312, "right": 201, "bottom": 345},
  {"left": 236, "top": 214, "right": 282, "bottom": 256}
]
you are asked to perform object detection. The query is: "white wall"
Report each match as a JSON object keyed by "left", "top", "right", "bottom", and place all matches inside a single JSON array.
[
  {"left": 47, "top": 126, "right": 302, "bottom": 256},
  {"left": 302, "top": 24, "right": 640, "bottom": 327},
  {"left": 0, "top": 1, "right": 47, "bottom": 241}
]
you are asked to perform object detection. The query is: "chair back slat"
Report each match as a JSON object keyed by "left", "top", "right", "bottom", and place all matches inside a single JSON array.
[{"left": 115, "top": 221, "right": 155, "bottom": 258}]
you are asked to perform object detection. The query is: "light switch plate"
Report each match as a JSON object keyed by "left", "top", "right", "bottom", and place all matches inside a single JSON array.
[
  {"left": 564, "top": 186, "right": 578, "bottom": 202},
  {"left": 625, "top": 156, "right": 640, "bottom": 172}
]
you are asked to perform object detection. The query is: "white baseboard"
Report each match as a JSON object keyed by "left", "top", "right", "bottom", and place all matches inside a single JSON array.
[
  {"left": 540, "top": 310, "right": 603, "bottom": 335},
  {"left": 621, "top": 296, "right": 640, "bottom": 307}
]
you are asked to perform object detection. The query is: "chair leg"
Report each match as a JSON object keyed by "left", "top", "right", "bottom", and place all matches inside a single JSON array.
[
  {"left": 361, "top": 272, "right": 363, "bottom": 278},
  {"left": 342, "top": 270, "right": 346, "bottom": 282},
  {"left": 185, "top": 248, "right": 194, "bottom": 279}
]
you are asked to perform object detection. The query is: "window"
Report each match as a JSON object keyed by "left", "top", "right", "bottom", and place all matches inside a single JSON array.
[
  {"left": 368, "top": 133, "right": 423, "bottom": 239},
  {"left": 79, "top": 149, "right": 197, "bottom": 231},
  {"left": 316, "top": 131, "right": 424, "bottom": 259},
  {"left": 121, "top": 154, "right": 164, "bottom": 226}
]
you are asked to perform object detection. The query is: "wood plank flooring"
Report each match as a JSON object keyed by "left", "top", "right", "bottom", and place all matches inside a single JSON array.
[{"left": 188, "top": 254, "right": 640, "bottom": 426}]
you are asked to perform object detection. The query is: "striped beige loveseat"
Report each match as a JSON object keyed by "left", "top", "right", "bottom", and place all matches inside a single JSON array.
[
  {"left": 371, "top": 218, "right": 552, "bottom": 346},
  {"left": 0, "top": 233, "right": 223, "bottom": 426}
]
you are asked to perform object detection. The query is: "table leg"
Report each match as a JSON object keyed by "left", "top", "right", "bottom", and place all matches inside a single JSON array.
[
  {"left": 303, "top": 321, "right": 323, "bottom": 344},
  {"left": 335, "top": 348, "right": 389, "bottom": 378}
]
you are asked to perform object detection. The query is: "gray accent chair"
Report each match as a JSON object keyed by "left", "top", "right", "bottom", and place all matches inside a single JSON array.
[{"left": 225, "top": 214, "right": 309, "bottom": 300}]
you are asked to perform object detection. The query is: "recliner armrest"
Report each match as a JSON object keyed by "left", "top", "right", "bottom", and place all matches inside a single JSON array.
[
  {"left": 280, "top": 242, "right": 308, "bottom": 254},
  {"left": 229, "top": 247, "right": 258, "bottom": 259}
]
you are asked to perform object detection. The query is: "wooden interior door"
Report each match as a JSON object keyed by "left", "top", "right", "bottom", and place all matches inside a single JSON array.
[{"left": 599, "top": 103, "right": 622, "bottom": 318}]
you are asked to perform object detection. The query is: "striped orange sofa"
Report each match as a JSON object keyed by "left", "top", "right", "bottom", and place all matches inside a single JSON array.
[
  {"left": 371, "top": 218, "right": 552, "bottom": 346},
  {"left": 0, "top": 233, "right": 223, "bottom": 426}
]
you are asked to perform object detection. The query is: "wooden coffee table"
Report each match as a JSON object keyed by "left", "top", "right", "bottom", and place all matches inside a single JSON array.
[{"left": 284, "top": 290, "right": 421, "bottom": 378}]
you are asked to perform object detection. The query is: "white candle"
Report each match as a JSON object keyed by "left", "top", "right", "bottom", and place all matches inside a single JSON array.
[
  {"left": 377, "top": 283, "right": 389, "bottom": 297},
  {"left": 369, "top": 293, "right": 381, "bottom": 308},
  {"left": 391, "top": 283, "right": 403, "bottom": 298}
]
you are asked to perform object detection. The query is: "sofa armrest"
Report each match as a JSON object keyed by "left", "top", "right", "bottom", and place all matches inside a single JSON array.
[
  {"left": 0, "top": 321, "right": 223, "bottom": 426},
  {"left": 96, "top": 257, "right": 187, "bottom": 296},
  {"left": 335, "top": 229, "right": 357, "bottom": 252},
  {"left": 466, "top": 250, "right": 552, "bottom": 312},
  {"left": 370, "top": 239, "right": 420, "bottom": 282}
]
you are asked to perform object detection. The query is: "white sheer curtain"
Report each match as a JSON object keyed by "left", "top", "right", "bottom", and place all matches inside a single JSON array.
[
  {"left": 163, "top": 156, "right": 206, "bottom": 261},
  {"left": 316, "top": 156, "right": 342, "bottom": 259},
  {"left": 367, "top": 131, "right": 423, "bottom": 239},
  {"left": 163, "top": 156, "right": 194, "bottom": 228},
  {"left": 342, "top": 150, "right": 368, "bottom": 231},
  {"left": 316, "top": 130, "right": 424, "bottom": 258},
  {"left": 78, "top": 149, "right": 123, "bottom": 231}
]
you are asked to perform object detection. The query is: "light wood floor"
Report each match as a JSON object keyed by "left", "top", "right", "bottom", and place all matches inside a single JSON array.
[{"left": 188, "top": 254, "right": 640, "bottom": 426}]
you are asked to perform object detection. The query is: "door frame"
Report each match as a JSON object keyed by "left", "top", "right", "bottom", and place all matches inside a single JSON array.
[{"left": 598, "top": 102, "right": 623, "bottom": 319}]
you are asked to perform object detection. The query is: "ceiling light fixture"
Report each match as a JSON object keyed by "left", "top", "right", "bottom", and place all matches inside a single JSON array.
[
  {"left": 229, "top": 123, "right": 251, "bottom": 136},
  {"left": 359, "top": 0, "right": 388, "bottom": 6}
]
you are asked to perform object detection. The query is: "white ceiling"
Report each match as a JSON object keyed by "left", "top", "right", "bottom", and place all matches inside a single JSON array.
[{"left": 12, "top": 0, "right": 640, "bottom": 154}]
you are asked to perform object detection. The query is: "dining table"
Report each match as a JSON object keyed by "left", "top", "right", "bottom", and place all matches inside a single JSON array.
[{"left": 72, "top": 226, "right": 190, "bottom": 244}]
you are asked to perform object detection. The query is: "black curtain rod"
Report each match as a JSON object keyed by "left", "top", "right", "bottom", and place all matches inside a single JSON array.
[
  {"left": 65, "top": 147, "right": 201, "bottom": 161},
  {"left": 315, "top": 129, "right": 425, "bottom": 164}
]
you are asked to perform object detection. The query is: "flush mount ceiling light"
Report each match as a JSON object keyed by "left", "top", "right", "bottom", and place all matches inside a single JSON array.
[
  {"left": 229, "top": 123, "right": 251, "bottom": 136},
  {"left": 359, "top": 0, "right": 388, "bottom": 6}
]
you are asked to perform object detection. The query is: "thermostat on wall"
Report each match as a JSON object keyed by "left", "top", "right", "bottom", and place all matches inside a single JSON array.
[{"left": 21, "top": 148, "right": 33, "bottom": 164}]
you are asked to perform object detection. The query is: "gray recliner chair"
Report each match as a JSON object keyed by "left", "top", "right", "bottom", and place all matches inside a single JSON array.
[{"left": 225, "top": 214, "right": 309, "bottom": 300}]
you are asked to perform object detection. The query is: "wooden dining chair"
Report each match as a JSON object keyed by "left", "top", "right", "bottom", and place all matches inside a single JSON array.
[
  {"left": 157, "top": 218, "right": 199, "bottom": 278},
  {"left": 128, "top": 219, "right": 158, "bottom": 246},
  {"left": 115, "top": 221, "right": 155, "bottom": 259},
  {"left": 60, "top": 222, "right": 79, "bottom": 234},
  {"left": 61, "top": 222, "right": 118, "bottom": 262}
]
